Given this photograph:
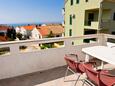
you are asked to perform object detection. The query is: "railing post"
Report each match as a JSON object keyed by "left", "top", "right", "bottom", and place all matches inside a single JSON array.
[
  {"left": 10, "top": 44, "right": 19, "bottom": 54},
  {"left": 98, "top": 34, "right": 107, "bottom": 46},
  {"left": 64, "top": 39, "right": 72, "bottom": 47}
]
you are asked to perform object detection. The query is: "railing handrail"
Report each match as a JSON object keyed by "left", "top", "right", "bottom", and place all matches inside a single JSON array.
[{"left": 0, "top": 34, "right": 104, "bottom": 46}]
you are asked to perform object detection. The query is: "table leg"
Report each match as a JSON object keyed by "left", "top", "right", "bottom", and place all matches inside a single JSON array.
[
  {"left": 101, "top": 61, "right": 104, "bottom": 69},
  {"left": 85, "top": 54, "right": 90, "bottom": 62}
]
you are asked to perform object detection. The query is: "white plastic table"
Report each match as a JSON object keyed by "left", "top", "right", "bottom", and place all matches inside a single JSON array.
[{"left": 82, "top": 46, "right": 115, "bottom": 69}]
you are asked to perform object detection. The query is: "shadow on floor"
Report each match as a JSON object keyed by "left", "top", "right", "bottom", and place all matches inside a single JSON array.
[{"left": 0, "top": 66, "right": 69, "bottom": 86}]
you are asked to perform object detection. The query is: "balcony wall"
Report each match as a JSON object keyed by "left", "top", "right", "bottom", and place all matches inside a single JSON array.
[
  {"left": 84, "top": 21, "right": 99, "bottom": 30},
  {"left": 0, "top": 34, "right": 109, "bottom": 80},
  {"left": 100, "top": 20, "right": 115, "bottom": 29},
  {"left": 101, "top": 19, "right": 111, "bottom": 29}
]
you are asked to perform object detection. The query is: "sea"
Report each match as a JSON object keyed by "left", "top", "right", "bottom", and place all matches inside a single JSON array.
[
  {"left": 7, "top": 23, "right": 41, "bottom": 27},
  {"left": 6, "top": 22, "right": 61, "bottom": 27}
]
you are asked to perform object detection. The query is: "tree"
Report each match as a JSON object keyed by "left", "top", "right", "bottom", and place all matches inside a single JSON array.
[
  {"left": 47, "top": 31, "right": 54, "bottom": 38},
  {"left": 6, "top": 27, "right": 16, "bottom": 41},
  {"left": 16, "top": 33, "right": 23, "bottom": 40}
]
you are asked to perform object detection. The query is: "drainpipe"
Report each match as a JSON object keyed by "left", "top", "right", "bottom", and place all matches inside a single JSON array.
[{"left": 98, "top": 0, "right": 104, "bottom": 34}]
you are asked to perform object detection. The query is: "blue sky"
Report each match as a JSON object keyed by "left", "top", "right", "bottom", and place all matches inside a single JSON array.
[{"left": 0, "top": 0, "right": 64, "bottom": 24}]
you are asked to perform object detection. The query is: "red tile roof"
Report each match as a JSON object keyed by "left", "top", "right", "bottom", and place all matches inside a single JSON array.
[
  {"left": 48, "top": 26, "right": 64, "bottom": 35},
  {"left": 0, "top": 36, "right": 7, "bottom": 41},
  {"left": 0, "top": 25, "right": 10, "bottom": 31},
  {"left": 22, "top": 25, "right": 36, "bottom": 30},
  {"left": 38, "top": 26, "right": 50, "bottom": 36},
  {"left": 37, "top": 25, "right": 64, "bottom": 36}
]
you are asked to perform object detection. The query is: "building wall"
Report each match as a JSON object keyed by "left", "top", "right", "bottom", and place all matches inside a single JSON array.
[
  {"left": 64, "top": 0, "right": 102, "bottom": 44},
  {"left": 65, "top": 0, "right": 115, "bottom": 38},
  {"left": 65, "top": 0, "right": 102, "bottom": 37},
  {"left": 31, "top": 28, "right": 41, "bottom": 40},
  {"left": 102, "top": 1, "right": 115, "bottom": 33}
]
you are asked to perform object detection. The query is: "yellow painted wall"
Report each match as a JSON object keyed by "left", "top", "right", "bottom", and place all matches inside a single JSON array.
[
  {"left": 65, "top": 0, "right": 102, "bottom": 38},
  {"left": 102, "top": 1, "right": 115, "bottom": 33},
  {"left": 65, "top": 0, "right": 115, "bottom": 37}
]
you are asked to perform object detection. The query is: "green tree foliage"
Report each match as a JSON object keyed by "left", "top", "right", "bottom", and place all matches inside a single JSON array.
[
  {"left": 47, "top": 31, "right": 54, "bottom": 38},
  {"left": 7, "top": 27, "right": 16, "bottom": 41},
  {"left": 16, "top": 33, "right": 23, "bottom": 40}
]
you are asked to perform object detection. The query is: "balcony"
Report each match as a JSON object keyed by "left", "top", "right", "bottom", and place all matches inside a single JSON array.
[
  {"left": 84, "top": 21, "right": 99, "bottom": 30},
  {"left": 84, "top": 9, "right": 99, "bottom": 30},
  {"left": 84, "top": 19, "right": 115, "bottom": 31},
  {"left": 0, "top": 34, "right": 115, "bottom": 86},
  {"left": 100, "top": 19, "right": 115, "bottom": 29}
]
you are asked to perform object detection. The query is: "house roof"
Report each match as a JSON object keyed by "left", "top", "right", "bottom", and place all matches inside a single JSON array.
[
  {"left": 0, "top": 25, "right": 11, "bottom": 31},
  {"left": 21, "top": 25, "right": 36, "bottom": 30},
  {"left": 37, "top": 25, "right": 64, "bottom": 36},
  {"left": 49, "top": 26, "right": 64, "bottom": 35},
  {"left": 38, "top": 26, "right": 50, "bottom": 36},
  {"left": 0, "top": 36, "right": 7, "bottom": 41}
]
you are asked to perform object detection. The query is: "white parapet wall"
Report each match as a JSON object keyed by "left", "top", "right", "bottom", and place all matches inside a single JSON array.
[{"left": 0, "top": 34, "right": 106, "bottom": 79}]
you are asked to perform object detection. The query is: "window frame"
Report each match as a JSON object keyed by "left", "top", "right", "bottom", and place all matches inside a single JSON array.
[
  {"left": 70, "top": 15, "right": 72, "bottom": 25},
  {"left": 85, "top": 0, "right": 88, "bottom": 2},
  {"left": 69, "top": 29, "right": 72, "bottom": 36},
  {"left": 70, "top": 0, "right": 73, "bottom": 6},
  {"left": 113, "top": 12, "right": 115, "bottom": 21},
  {"left": 76, "top": 0, "right": 79, "bottom": 4}
]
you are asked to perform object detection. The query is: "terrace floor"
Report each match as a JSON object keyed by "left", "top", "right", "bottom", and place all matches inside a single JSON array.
[{"left": 0, "top": 61, "right": 115, "bottom": 86}]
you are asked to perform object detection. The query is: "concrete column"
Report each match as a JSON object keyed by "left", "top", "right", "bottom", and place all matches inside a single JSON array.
[
  {"left": 98, "top": 2, "right": 103, "bottom": 32},
  {"left": 98, "top": 34, "right": 107, "bottom": 46}
]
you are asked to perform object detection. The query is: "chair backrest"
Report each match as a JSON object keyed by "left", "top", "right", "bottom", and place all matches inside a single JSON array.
[
  {"left": 65, "top": 54, "right": 79, "bottom": 61},
  {"left": 84, "top": 64, "right": 100, "bottom": 85},
  {"left": 100, "top": 73, "right": 115, "bottom": 86},
  {"left": 64, "top": 56, "right": 82, "bottom": 73},
  {"left": 78, "top": 63, "right": 93, "bottom": 74},
  {"left": 64, "top": 56, "right": 77, "bottom": 69},
  {"left": 78, "top": 63, "right": 86, "bottom": 73}
]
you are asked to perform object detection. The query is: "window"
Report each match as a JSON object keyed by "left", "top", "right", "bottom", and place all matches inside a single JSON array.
[
  {"left": 70, "top": 0, "right": 73, "bottom": 5},
  {"left": 113, "top": 13, "right": 115, "bottom": 20},
  {"left": 72, "top": 42, "right": 74, "bottom": 45},
  {"left": 112, "top": 31, "right": 115, "bottom": 35},
  {"left": 76, "top": 0, "right": 79, "bottom": 4},
  {"left": 73, "top": 14, "right": 76, "bottom": 19},
  {"left": 69, "top": 29, "right": 72, "bottom": 36},
  {"left": 70, "top": 15, "right": 72, "bottom": 25},
  {"left": 0, "top": 32, "right": 5, "bottom": 36},
  {"left": 85, "top": 0, "right": 88, "bottom": 2},
  {"left": 84, "top": 29, "right": 97, "bottom": 43}
]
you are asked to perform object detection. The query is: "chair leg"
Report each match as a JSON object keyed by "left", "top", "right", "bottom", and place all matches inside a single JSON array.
[
  {"left": 74, "top": 74, "right": 81, "bottom": 86},
  {"left": 82, "top": 80, "right": 85, "bottom": 86},
  {"left": 64, "top": 66, "right": 69, "bottom": 81}
]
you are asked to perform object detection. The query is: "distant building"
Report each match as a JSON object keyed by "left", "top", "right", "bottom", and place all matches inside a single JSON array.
[
  {"left": 37, "top": 25, "right": 64, "bottom": 38},
  {"left": 0, "top": 25, "right": 8, "bottom": 36},
  {"left": 0, "top": 25, "right": 11, "bottom": 41},
  {"left": 15, "top": 25, "right": 42, "bottom": 40},
  {"left": 15, "top": 24, "right": 64, "bottom": 40}
]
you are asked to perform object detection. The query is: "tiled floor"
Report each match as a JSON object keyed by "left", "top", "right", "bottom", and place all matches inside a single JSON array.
[{"left": 0, "top": 64, "right": 115, "bottom": 86}]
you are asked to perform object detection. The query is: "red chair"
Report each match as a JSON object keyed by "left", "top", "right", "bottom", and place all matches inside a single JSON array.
[
  {"left": 64, "top": 55, "right": 96, "bottom": 86},
  {"left": 100, "top": 72, "right": 115, "bottom": 86},
  {"left": 82, "top": 64, "right": 101, "bottom": 86},
  {"left": 64, "top": 56, "right": 81, "bottom": 83}
]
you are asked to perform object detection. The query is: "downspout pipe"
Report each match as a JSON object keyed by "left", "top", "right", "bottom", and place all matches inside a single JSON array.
[{"left": 98, "top": 0, "right": 104, "bottom": 33}]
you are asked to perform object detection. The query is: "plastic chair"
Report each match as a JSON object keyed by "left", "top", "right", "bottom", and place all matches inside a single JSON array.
[
  {"left": 64, "top": 56, "right": 82, "bottom": 84},
  {"left": 100, "top": 72, "right": 115, "bottom": 86},
  {"left": 64, "top": 55, "right": 96, "bottom": 86},
  {"left": 82, "top": 64, "right": 101, "bottom": 86}
]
